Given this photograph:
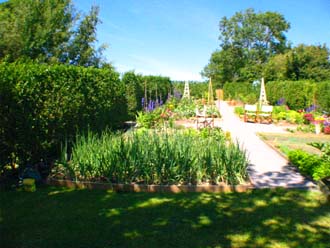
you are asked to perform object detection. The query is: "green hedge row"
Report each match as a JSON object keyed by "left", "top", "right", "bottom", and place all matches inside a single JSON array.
[
  {"left": 0, "top": 62, "right": 128, "bottom": 164},
  {"left": 223, "top": 81, "right": 330, "bottom": 112},
  {"left": 223, "top": 82, "right": 259, "bottom": 104},
  {"left": 0, "top": 63, "right": 173, "bottom": 166},
  {"left": 172, "top": 81, "right": 209, "bottom": 99},
  {"left": 123, "top": 71, "right": 172, "bottom": 118}
]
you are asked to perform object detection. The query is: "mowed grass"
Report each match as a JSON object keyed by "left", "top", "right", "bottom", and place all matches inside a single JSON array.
[
  {"left": 1, "top": 187, "right": 330, "bottom": 248},
  {"left": 258, "top": 133, "right": 330, "bottom": 155}
]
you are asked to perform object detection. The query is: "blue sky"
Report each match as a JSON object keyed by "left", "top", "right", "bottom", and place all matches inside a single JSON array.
[{"left": 33, "top": 1, "right": 330, "bottom": 80}]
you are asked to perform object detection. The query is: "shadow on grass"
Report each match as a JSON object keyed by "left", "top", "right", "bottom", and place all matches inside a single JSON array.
[{"left": 1, "top": 187, "right": 330, "bottom": 248}]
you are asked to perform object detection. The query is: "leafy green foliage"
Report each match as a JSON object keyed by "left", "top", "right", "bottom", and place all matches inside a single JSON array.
[
  {"left": 264, "top": 45, "right": 330, "bottom": 81},
  {"left": 0, "top": 0, "right": 106, "bottom": 67},
  {"left": 223, "top": 82, "right": 259, "bottom": 103},
  {"left": 266, "top": 81, "right": 316, "bottom": 110},
  {"left": 224, "top": 80, "right": 330, "bottom": 113},
  {"left": 122, "top": 71, "right": 144, "bottom": 118},
  {"left": 288, "top": 150, "right": 321, "bottom": 176},
  {"left": 135, "top": 111, "right": 159, "bottom": 129},
  {"left": 289, "top": 144, "right": 330, "bottom": 180},
  {"left": 56, "top": 129, "right": 248, "bottom": 185},
  {"left": 203, "top": 8, "right": 290, "bottom": 83},
  {"left": 315, "top": 81, "right": 330, "bottom": 113},
  {"left": 0, "top": 62, "right": 127, "bottom": 165},
  {"left": 234, "top": 106, "right": 244, "bottom": 116},
  {"left": 172, "top": 81, "right": 209, "bottom": 99},
  {"left": 66, "top": 5, "right": 105, "bottom": 67}
]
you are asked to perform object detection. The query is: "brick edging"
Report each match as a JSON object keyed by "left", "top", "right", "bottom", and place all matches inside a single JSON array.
[{"left": 46, "top": 179, "right": 253, "bottom": 193}]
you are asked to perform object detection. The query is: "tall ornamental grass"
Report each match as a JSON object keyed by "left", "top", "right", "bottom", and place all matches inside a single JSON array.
[{"left": 57, "top": 129, "right": 248, "bottom": 185}]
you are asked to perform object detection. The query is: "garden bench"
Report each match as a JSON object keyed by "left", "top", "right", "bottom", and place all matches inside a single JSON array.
[
  {"left": 195, "top": 107, "right": 214, "bottom": 129},
  {"left": 244, "top": 104, "right": 257, "bottom": 122},
  {"left": 258, "top": 105, "right": 273, "bottom": 123}
]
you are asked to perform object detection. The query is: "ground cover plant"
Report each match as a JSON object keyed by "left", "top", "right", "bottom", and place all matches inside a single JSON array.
[
  {"left": 53, "top": 128, "right": 248, "bottom": 185},
  {"left": 1, "top": 187, "right": 330, "bottom": 248},
  {"left": 288, "top": 143, "right": 330, "bottom": 181}
]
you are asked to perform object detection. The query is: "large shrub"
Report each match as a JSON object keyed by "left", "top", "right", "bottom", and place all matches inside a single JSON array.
[{"left": 0, "top": 62, "right": 127, "bottom": 165}]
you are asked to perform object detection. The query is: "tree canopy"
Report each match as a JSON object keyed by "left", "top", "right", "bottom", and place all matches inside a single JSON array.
[
  {"left": 203, "top": 9, "right": 290, "bottom": 85},
  {"left": 203, "top": 9, "right": 330, "bottom": 85},
  {"left": 264, "top": 44, "right": 330, "bottom": 81},
  {"left": 0, "top": 0, "right": 106, "bottom": 67}
]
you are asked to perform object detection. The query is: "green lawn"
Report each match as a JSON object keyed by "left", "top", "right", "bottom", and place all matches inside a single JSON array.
[
  {"left": 258, "top": 133, "right": 330, "bottom": 155},
  {"left": 1, "top": 187, "right": 330, "bottom": 248}
]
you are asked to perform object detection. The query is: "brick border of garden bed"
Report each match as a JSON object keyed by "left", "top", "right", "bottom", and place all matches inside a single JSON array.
[{"left": 46, "top": 179, "right": 253, "bottom": 193}]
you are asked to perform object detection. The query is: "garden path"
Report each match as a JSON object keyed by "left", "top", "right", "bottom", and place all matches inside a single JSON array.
[{"left": 216, "top": 101, "right": 317, "bottom": 189}]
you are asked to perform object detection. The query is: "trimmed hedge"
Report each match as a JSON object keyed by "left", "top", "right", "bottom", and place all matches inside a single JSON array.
[
  {"left": 266, "top": 81, "right": 316, "bottom": 110},
  {"left": 223, "top": 82, "right": 259, "bottom": 104},
  {"left": 123, "top": 72, "right": 172, "bottom": 118},
  {"left": 315, "top": 81, "right": 330, "bottom": 113},
  {"left": 0, "top": 62, "right": 127, "bottom": 164},
  {"left": 223, "top": 81, "right": 330, "bottom": 112},
  {"left": 172, "top": 81, "right": 209, "bottom": 99}
]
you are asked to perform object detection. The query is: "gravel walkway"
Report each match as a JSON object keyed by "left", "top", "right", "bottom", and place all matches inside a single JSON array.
[{"left": 216, "top": 101, "right": 317, "bottom": 189}]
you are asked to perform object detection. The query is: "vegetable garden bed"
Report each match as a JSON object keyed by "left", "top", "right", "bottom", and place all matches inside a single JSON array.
[{"left": 51, "top": 128, "right": 249, "bottom": 187}]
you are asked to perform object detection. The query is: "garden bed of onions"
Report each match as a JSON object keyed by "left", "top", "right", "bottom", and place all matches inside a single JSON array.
[{"left": 50, "top": 128, "right": 249, "bottom": 191}]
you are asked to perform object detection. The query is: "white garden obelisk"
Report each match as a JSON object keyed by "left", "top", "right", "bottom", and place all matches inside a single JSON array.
[
  {"left": 259, "top": 77, "right": 268, "bottom": 106},
  {"left": 182, "top": 81, "right": 190, "bottom": 99}
]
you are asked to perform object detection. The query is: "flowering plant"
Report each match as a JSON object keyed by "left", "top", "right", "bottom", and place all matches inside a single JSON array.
[
  {"left": 303, "top": 113, "right": 314, "bottom": 124},
  {"left": 324, "top": 121, "right": 330, "bottom": 134},
  {"left": 313, "top": 116, "right": 325, "bottom": 124}
]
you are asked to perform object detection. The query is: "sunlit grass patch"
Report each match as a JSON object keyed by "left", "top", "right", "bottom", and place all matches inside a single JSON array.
[{"left": 1, "top": 187, "right": 329, "bottom": 248}]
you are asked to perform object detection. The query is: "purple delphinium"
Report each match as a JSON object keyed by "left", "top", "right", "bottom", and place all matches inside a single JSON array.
[
  {"left": 173, "top": 89, "right": 182, "bottom": 100},
  {"left": 141, "top": 97, "right": 145, "bottom": 108},
  {"left": 306, "top": 104, "right": 318, "bottom": 113},
  {"left": 147, "top": 100, "right": 155, "bottom": 112},
  {"left": 276, "top": 97, "right": 285, "bottom": 106}
]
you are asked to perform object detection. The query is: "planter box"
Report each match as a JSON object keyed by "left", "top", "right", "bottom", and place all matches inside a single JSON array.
[{"left": 46, "top": 178, "right": 252, "bottom": 193}]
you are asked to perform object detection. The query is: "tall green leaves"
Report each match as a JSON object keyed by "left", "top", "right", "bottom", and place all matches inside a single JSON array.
[{"left": 60, "top": 129, "right": 249, "bottom": 185}]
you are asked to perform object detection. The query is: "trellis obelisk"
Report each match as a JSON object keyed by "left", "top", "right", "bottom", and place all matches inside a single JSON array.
[
  {"left": 182, "top": 81, "right": 190, "bottom": 99},
  {"left": 259, "top": 77, "right": 268, "bottom": 106}
]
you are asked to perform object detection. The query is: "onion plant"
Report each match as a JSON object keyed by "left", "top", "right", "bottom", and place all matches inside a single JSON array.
[{"left": 57, "top": 128, "right": 248, "bottom": 185}]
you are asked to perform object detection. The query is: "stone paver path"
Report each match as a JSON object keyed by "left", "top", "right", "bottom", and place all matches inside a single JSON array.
[{"left": 216, "top": 101, "right": 317, "bottom": 189}]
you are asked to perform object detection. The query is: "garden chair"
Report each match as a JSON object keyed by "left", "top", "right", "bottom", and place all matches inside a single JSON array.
[
  {"left": 258, "top": 105, "right": 273, "bottom": 123},
  {"left": 195, "top": 106, "right": 214, "bottom": 129},
  {"left": 244, "top": 104, "right": 257, "bottom": 122}
]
